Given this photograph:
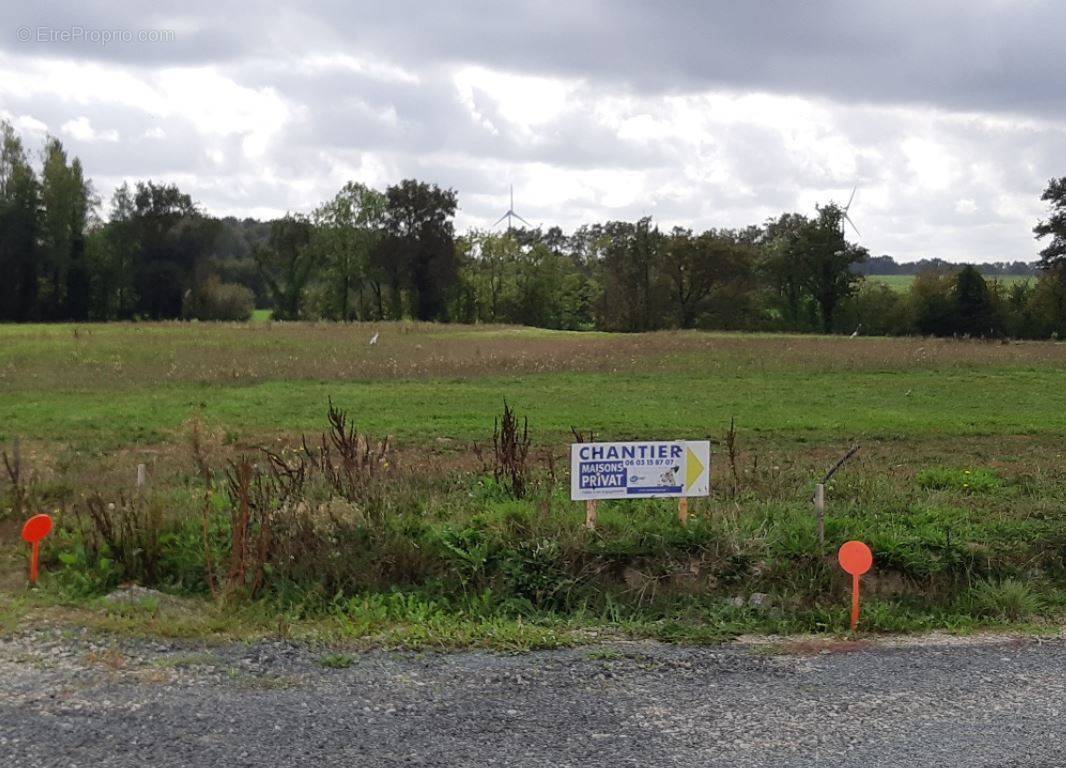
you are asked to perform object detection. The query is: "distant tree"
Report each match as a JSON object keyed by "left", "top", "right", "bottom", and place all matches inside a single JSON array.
[
  {"left": 1035, "top": 177, "right": 1066, "bottom": 270},
  {"left": 760, "top": 212, "right": 812, "bottom": 327},
  {"left": 596, "top": 218, "right": 667, "bottom": 332},
  {"left": 1001, "top": 279, "right": 1039, "bottom": 339},
  {"left": 794, "top": 204, "right": 868, "bottom": 332},
  {"left": 128, "top": 182, "right": 208, "bottom": 319},
  {"left": 468, "top": 230, "right": 520, "bottom": 322},
  {"left": 835, "top": 281, "right": 912, "bottom": 336},
  {"left": 0, "top": 120, "right": 40, "bottom": 321},
  {"left": 37, "top": 138, "right": 97, "bottom": 320},
  {"left": 910, "top": 270, "right": 957, "bottom": 336},
  {"left": 1029, "top": 268, "right": 1066, "bottom": 338},
  {"left": 256, "top": 214, "right": 315, "bottom": 320},
  {"left": 381, "top": 179, "right": 458, "bottom": 321},
  {"left": 663, "top": 228, "right": 753, "bottom": 328},
  {"left": 88, "top": 183, "right": 140, "bottom": 319},
  {"left": 208, "top": 217, "right": 273, "bottom": 308},
  {"left": 953, "top": 265, "right": 1000, "bottom": 336},
  {"left": 312, "top": 182, "right": 386, "bottom": 321},
  {"left": 509, "top": 241, "right": 589, "bottom": 329}
]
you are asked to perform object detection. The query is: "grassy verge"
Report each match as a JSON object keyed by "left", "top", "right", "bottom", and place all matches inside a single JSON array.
[{"left": 2, "top": 323, "right": 1065, "bottom": 647}]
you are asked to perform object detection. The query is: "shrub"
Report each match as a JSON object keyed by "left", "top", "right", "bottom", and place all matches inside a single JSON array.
[
  {"left": 500, "top": 539, "right": 574, "bottom": 609},
  {"left": 182, "top": 275, "right": 254, "bottom": 321}
]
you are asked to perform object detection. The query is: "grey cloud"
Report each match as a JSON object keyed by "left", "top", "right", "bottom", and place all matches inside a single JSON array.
[
  {"left": 5, "top": 1, "right": 1066, "bottom": 117},
  {"left": 2, "top": 0, "right": 1063, "bottom": 263}
]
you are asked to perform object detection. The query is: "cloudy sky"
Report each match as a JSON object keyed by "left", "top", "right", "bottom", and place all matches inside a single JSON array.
[{"left": 2, "top": 1, "right": 1063, "bottom": 262}]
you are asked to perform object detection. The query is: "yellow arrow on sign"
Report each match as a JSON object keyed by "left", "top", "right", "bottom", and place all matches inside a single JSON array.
[{"left": 685, "top": 446, "right": 704, "bottom": 492}]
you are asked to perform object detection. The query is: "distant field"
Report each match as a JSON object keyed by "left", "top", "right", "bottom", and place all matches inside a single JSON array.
[
  {"left": 866, "top": 274, "right": 1034, "bottom": 292},
  {"left": 2, "top": 322, "right": 1066, "bottom": 453}
]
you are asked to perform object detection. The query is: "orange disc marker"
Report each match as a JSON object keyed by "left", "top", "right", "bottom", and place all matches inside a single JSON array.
[
  {"left": 838, "top": 540, "right": 873, "bottom": 632},
  {"left": 21, "top": 514, "right": 54, "bottom": 585}
]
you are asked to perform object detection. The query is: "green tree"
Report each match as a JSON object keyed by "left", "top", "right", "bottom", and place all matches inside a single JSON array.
[
  {"left": 1028, "top": 267, "right": 1066, "bottom": 338},
  {"left": 90, "top": 183, "right": 141, "bottom": 319},
  {"left": 312, "top": 182, "right": 386, "bottom": 320},
  {"left": 760, "top": 212, "right": 812, "bottom": 328},
  {"left": 509, "top": 241, "right": 587, "bottom": 328},
  {"left": 468, "top": 230, "right": 520, "bottom": 322},
  {"left": 794, "top": 204, "right": 868, "bottom": 332},
  {"left": 1034, "top": 177, "right": 1066, "bottom": 270},
  {"left": 38, "top": 138, "right": 97, "bottom": 320},
  {"left": 910, "top": 270, "right": 957, "bottom": 336},
  {"left": 953, "top": 265, "right": 1000, "bottom": 336},
  {"left": 380, "top": 179, "right": 458, "bottom": 321},
  {"left": 256, "top": 214, "right": 315, "bottom": 320},
  {"left": 595, "top": 218, "right": 667, "bottom": 332},
  {"left": 128, "top": 182, "right": 207, "bottom": 319},
  {"left": 0, "top": 120, "right": 40, "bottom": 321},
  {"left": 663, "top": 228, "right": 754, "bottom": 328}
]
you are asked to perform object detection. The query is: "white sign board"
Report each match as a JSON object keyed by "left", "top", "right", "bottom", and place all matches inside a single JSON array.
[{"left": 570, "top": 441, "right": 711, "bottom": 501}]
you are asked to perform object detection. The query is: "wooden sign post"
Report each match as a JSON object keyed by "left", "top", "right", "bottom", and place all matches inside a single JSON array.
[
  {"left": 814, "top": 446, "right": 860, "bottom": 548},
  {"left": 814, "top": 483, "right": 825, "bottom": 545},
  {"left": 585, "top": 499, "right": 598, "bottom": 530},
  {"left": 678, "top": 497, "right": 688, "bottom": 527}
]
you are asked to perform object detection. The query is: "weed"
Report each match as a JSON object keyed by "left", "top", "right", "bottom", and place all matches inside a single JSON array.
[
  {"left": 491, "top": 400, "right": 531, "bottom": 499},
  {"left": 318, "top": 652, "right": 355, "bottom": 669},
  {"left": 304, "top": 398, "right": 391, "bottom": 505},
  {"left": 917, "top": 468, "right": 1002, "bottom": 494},
  {"left": 968, "top": 578, "right": 1043, "bottom": 621},
  {"left": 585, "top": 648, "right": 624, "bottom": 661}
]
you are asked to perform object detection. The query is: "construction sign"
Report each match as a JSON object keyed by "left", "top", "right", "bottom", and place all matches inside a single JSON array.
[{"left": 570, "top": 441, "right": 710, "bottom": 501}]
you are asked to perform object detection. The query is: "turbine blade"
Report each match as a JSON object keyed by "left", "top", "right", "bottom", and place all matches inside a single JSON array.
[
  {"left": 845, "top": 186, "right": 857, "bottom": 211},
  {"left": 492, "top": 212, "right": 509, "bottom": 227},
  {"left": 843, "top": 212, "right": 861, "bottom": 237},
  {"left": 513, "top": 213, "right": 533, "bottom": 227}
]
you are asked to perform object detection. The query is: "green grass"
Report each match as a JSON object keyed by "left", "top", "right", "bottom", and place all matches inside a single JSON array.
[
  {"left": 2, "top": 323, "right": 1066, "bottom": 451},
  {"left": 4, "top": 367, "right": 1066, "bottom": 450},
  {"left": 3, "top": 321, "right": 1066, "bottom": 646}
]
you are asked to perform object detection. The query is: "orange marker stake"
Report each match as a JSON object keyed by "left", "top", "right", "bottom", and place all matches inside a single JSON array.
[
  {"left": 837, "top": 540, "right": 873, "bottom": 632},
  {"left": 21, "top": 514, "right": 54, "bottom": 585}
]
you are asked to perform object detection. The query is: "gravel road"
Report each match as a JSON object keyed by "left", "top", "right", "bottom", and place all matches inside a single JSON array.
[{"left": 1, "top": 628, "right": 1063, "bottom": 767}]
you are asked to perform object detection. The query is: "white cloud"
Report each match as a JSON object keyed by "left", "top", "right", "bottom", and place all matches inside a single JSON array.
[
  {"left": 61, "top": 115, "right": 119, "bottom": 142},
  {"left": 14, "top": 114, "right": 48, "bottom": 134}
]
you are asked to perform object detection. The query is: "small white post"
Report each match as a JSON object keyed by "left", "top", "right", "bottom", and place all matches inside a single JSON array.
[{"left": 136, "top": 463, "right": 147, "bottom": 490}]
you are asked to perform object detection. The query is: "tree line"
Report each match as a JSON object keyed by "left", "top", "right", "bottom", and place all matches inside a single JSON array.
[{"left": 3, "top": 119, "right": 1066, "bottom": 338}]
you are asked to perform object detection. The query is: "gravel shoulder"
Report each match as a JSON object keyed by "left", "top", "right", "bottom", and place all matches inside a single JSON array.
[{"left": 1, "top": 628, "right": 1064, "bottom": 767}]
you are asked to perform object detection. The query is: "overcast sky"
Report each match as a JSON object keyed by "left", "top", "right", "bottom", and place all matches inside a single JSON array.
[{"left": 2, "top": 1, "right": 1063, "bottom": 262}]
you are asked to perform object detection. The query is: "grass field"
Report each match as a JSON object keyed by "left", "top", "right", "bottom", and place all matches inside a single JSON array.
[
  {"left": 3, "top": 321, "right": 1066, "bottom": 450},
  {"left": 866, "top": 274, "right": 1034, "bottom": 292},
  {"left": 2, "top": 321, "right": 1065, "bottom": 646}
]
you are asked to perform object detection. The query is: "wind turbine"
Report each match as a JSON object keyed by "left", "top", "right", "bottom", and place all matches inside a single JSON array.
[
  {"left": 840, "top": 186, "right": 861, "bottom": 237},
  {"left": 492, "top": 185, "right": 532, "bottom": 231}
]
